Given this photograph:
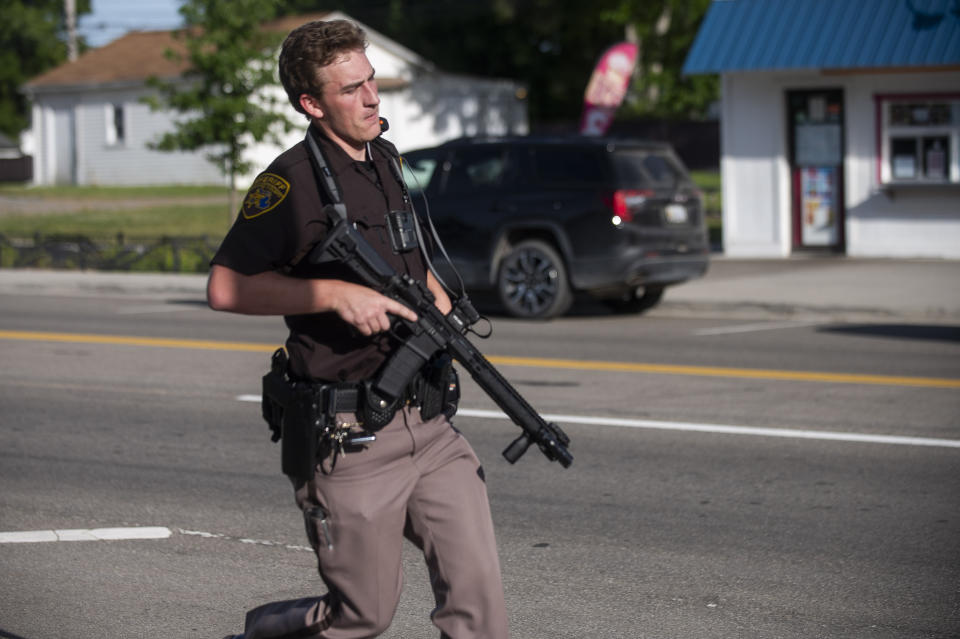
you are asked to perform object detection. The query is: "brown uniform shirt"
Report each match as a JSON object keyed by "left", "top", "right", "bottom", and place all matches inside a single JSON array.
[{"left": 212, "top": 126, "right": 428, "bottom": 382}]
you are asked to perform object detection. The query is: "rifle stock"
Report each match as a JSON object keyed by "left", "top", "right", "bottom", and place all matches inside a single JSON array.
[{"left": 308, "top": 213, "right": 573, "bottom": 468}]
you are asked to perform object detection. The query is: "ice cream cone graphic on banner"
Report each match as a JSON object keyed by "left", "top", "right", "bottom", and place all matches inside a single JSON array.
[{"left": 579, "top": 42, "right": 638, "bottom": 136}]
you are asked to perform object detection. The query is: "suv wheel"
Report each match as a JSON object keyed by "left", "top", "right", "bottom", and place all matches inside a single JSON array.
[
  {"left": 603, "top": 285, "right": 665, "bottom": 314},
  {"left": 497, "top": 240, "right": 573, "bottom": 319}
]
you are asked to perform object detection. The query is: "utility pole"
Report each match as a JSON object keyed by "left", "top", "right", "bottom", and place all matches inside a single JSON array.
[{"left": 65, "top": 0, "right": 78, "bottom": 61}]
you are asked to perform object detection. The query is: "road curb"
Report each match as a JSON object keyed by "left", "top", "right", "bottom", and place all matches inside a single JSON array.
[
  {"left": 0, "top": 269, "right": 207, "bottom": 299},
  {"left": 2, "top": 267, "right": 958, "bottom": 323},
  {"left": 654, "top": 300, "right": 960, "bottom": 324}
]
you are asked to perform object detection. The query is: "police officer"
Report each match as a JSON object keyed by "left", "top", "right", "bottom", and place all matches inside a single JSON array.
[{"left": 208, "top": 19, "right": 509, "bottom": 639}]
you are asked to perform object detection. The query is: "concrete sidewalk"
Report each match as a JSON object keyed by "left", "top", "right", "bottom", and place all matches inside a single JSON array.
[
  {"left": 0, "top": 269, "right": 208, "bottom": 300},
  {"left": 659, "top": 256, "right": 960, "bottom": 323},
  {"left": 1, "top": 256, "right": 958, "bottom": 323}
]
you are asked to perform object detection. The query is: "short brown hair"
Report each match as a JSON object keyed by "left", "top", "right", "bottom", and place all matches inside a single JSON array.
[{"left": 278, "top": 19, "right": 368, "bottom": 114}]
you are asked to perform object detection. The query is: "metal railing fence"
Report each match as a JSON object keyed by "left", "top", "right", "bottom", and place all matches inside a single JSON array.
[{"left": 0, "top": 232, "right": 218, "bottom": 273}]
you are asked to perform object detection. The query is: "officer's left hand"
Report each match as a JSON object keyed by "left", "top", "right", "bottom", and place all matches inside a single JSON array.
[
  {"left": 427, "top": 273, "right": 452, "bottom": 315},
  {"left": 329, "top": 280, "right": 418, "bottom": 336}
]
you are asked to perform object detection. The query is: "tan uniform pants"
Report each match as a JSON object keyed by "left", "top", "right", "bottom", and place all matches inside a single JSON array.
[{"left": 242, "top": 407, "right": 510, "bottom": 639}]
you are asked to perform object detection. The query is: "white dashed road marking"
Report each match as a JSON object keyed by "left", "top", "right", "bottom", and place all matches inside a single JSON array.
[
  {"left": 236, "top": 396, "right": 960, "bottom": 450},
  {"left": 458, "top": 408, "right": 960, "bottom": 449},
  {"left": 0, "top": 527, "right": 172, "bottom": 544},
  {"left": 0, "top": 526, "right": 311, "bottom": 551}
]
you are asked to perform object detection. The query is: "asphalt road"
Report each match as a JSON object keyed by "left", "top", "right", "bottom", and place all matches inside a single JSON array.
[{"left": 1, "top": 287, "right": 958, "bottom": 638}]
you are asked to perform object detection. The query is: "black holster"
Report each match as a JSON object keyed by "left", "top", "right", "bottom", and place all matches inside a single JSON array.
[{"left": 261, "top": 349, "right": 327, "bottom": 482}]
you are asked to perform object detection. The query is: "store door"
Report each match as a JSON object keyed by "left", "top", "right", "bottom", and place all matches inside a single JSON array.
[
  {"left": 787, "top": 89, "right": 845, "bottom": 251},
  {"left": 52, "top": 105, "right": 77, "bottom": 185}
]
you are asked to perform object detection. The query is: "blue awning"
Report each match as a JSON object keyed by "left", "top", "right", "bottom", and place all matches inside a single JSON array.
[{"left": 683, "top": 0, "right": 960, "bottom": 74}]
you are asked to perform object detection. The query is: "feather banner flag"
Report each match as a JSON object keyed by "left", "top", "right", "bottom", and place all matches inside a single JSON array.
[{"left": 579, "top": 42, "right": 638, "bottom": 136}]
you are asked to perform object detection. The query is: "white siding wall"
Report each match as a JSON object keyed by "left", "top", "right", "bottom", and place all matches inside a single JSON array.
[
  {"left": 30, "top": 104, "right": 45, "bottom": 184},
  {"left": 78, "top": 87, "right": 225, "bottom": 186},
  {"left": 365, "top": 39, "right": 415, "bottom": 83},
  {"left": 32, "top": 86, "right": 225, "bottom": 187},
  {"left": 721, "top": 69, "right": 960, "bottom": 259},
  {"left": 239, "top": 77, "right": 528, "bottom": 186},
  {"left": 841, "top": 71, "right": 960, "bottom": 258},
  {"left": 239, "top": 82, "right": 304, "bottom": 187},
  {"left": 30, "top": 33, "right": 528, "bottom": 192},
  {"left": 720, "top": 72, "right": 792, "bottom": 257},
  {"left": 32, "top": 97, "right": 77, "bottom": 185},
  {"left": 382, "top": 75, "right": 527, "bottom": 153}
]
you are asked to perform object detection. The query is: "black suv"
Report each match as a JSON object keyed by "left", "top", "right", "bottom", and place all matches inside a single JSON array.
[{"left": 401, "top": 136, "right": 709, "bottom": 319}]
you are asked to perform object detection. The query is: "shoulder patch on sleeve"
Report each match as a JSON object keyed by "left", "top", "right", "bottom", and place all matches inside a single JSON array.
[{"left": 242, "top": 173, "right": 291, "bottom": 220}]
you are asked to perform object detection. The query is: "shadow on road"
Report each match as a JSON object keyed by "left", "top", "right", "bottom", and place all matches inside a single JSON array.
[{"left": 818, "top": 324, "right": 960, "bottom": 343}]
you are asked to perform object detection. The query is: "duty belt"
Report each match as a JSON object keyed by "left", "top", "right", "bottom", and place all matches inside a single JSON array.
[
  {"left": 262, "top": 347, "right": 459, "bottom": 481},
  {"left": 319, "top": 383, "right": 362, "bottom": 414},
  {"left": 304, "top": 380, "right": 418, "bottom": 416}
]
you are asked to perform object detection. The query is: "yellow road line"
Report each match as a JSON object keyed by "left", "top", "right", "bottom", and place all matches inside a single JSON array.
[
  {"left": 485, "top": 355, "right": 960, "bottom": 389},
  {"left": 0, "top": 330, "right": 276, "bottom": 353},
  {"left": 2, "top": 329, "right": 958, "bottom": 389}
]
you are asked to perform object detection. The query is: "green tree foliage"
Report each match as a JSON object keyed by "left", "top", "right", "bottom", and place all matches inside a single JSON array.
[
  {"left": 145, "top": 0, "right": 293, "bottom": 214},
  {"left": 275, "top": 0, "right": 716, "bottom": 124},
  {"left": 0, "top": 0, "right": 91, "bottom": 141},
  {"left": 607, "top": 0, "right": 717, "bottom": 119}
]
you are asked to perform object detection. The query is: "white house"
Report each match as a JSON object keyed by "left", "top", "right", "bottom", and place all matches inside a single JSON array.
[
  {"left": 23, "top": 11, "right": 528, "bottom": 188},
  {"left": 684, "top": 0, "right": 960, "bottom": 259}
]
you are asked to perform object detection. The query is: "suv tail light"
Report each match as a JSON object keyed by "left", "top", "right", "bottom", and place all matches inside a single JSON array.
[{"left": 604, "top": 189, "right": 654, "bottom": 225}]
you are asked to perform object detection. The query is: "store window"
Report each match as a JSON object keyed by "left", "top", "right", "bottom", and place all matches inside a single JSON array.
[{"left": 877, "top": 95, "right": 959, "bottom": 184}]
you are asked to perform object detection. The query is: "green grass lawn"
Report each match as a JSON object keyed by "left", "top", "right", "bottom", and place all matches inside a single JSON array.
[
  {"left": 0, "top": 185, "right": 237, "bottom": 239},
  {"left": 0, "top": 205, "right": 233, "bottom": 239},
  {"left": 0, "top": 185, "right": 238, "bottom": 270},
  {"left": 690, "top": 170, "right": 721, "bottom": 214},
  {"left": 1, "top": 176, "right": 722, "bottom": 236},
  {"left": 690, "top": 170, "right": 722, "bottom": 247},
  {"left": 0, "top": 183, "right": 229, "bottom": 199},
  {"left": 689, "top": 170, "right": 719, "bottom": 190},
  {"left": 0, "top": 175, "right": 724, "bottom": 268}
]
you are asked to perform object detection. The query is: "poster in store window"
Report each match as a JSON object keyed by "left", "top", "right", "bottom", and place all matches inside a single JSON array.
[
  {"left": 795, "top": 123, "right": 842, "bottom": 165},
  {"left": 801, "top": 167, "right": 838, "bottom": 246}
]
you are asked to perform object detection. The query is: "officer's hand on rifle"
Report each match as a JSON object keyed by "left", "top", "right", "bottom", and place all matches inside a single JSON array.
[
  {"left": 426, "top": 272, "right": 452, "bottom": 316},
  {"left": 329, "top": 280, "right": 418, "bottom": 336}
]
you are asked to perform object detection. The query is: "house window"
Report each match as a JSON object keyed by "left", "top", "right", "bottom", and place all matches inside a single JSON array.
[
  {"left": 878, "top": 95, "right": 960, "bottom": 184},
  {"left": 106, "top": 103, "right": 125, "bottom": 146}
]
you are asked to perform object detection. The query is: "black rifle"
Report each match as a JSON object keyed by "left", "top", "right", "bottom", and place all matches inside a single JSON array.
[{"left": 307, "top": 207, "right": 573, "bottom": 468}]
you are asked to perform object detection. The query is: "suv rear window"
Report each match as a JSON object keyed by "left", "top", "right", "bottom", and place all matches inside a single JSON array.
[{"left": 613, "top": 150, "right": 688, "bottom": 188}]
